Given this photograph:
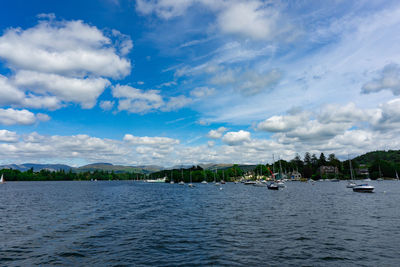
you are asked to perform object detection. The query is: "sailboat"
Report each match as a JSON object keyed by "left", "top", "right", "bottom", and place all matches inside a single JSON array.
[
  {"left": 276, "top": 157, "right": 286, "bottom": 188},
  {"left": 396, "top": 170, "right": 399, "bottom": 181},
  {"left": 0, "top": 174, "right": 5, "bottom": 184},
  {"left": 376, "top": 165, "right": 384, "bottom": 181},
  {"left": 267, "top": 157, "right": 279, "bottom": 190},
  {"left": 179, "top": 169, "right": 185, "bottom": 185},
  {"left": 188, "top": 170, "right": 194, "bottom": 188},
  {"left": 346, "top": 157, "right": 357, "bottom": 188},
  {"left": 170, "top": 170, "right": 175, "bottom": 184},
  {"left": 221, "top": 170, "right": 226, "bottom": 184},
  {"left": 201, "top": 170, "right": 208, "bottom": 184},
  {"left": 214, "top": 170, "right": 220, "bottom": 186}
]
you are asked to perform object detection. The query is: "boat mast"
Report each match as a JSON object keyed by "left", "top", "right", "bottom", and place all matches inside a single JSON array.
[{"left": 349, "top": 155, "right": 354, "bottom": 180}]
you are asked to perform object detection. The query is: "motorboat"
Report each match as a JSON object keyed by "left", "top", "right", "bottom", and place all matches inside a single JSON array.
[
  {"left": 353, "top": 184, "right": 374, "bottom": 193},
  {"left": 267, "top": 183, "right": 279, "bottom": 190},
  {"left": 244, "top": 180, "right": 257, "bottom": 185}
]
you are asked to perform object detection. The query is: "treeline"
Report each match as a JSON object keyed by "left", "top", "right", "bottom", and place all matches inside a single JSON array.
[
  {"left": 0, "top": 168, "right": 147, "bottom": 181},
  {"left": 2, "top": 151, "right": 399, "bottom": 181},
  {"left": 151, "top": 165, "right": 244, "bottom": 183}
]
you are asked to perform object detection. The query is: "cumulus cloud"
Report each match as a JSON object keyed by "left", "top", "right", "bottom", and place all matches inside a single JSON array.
[
  {"left": 0, "top": 108, "right": 37, "bottom": 125},
  {"left": 162, "top": 95, "right": 193, "bottom": 111},
  {"left": 123, "top": 134, "right": 179, "bottom": 146},
  {"left": 0, "top": 17, "right": 131, "bottom": 78},
  {"left": 207, "top": 126, "right": 228, "bottom": 139},
  {"left": 317, "top": 103, "right": 373, "bottom": 124},
  {"left": 217, "top": 1, "right": 281, "bottom": 40},
  {"left": 113, "top": 84, "right": 164, "bottom": 113},
  {"left": 362, "top": 63, "right": 400, "bottom": 95},
  {"left": 0, "top": 130, "right": 19, "bottom": 142},
  {"left": 14, "top": 70, "right": 110, "bottom": 109},
  {"left": 99, "top": 100, "right": 115, "bottom": 111},
  {"left": 0, "top": 75, "right": 25, "bottom": 105},
  {"left": 0, "top": 15, "right": 131, "bottom": 112},
  {"left": 257, "top": 112, "right": 309, "bottom": 132},
  {"left": 222, "top": 130, "right": 251, "bottom": 145}
]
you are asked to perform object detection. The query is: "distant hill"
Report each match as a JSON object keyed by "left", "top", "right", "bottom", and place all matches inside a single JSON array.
[
  {"left": 353, "top": 150, "right": 400, "bottom": 165},
  {"left": 0, "top": 163, "right": 72, "bottom": 172},
  {"left": 74, "top": 163, "right": 163, "bottom": 174}
]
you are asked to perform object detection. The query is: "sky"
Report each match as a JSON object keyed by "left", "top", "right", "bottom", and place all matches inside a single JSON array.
[{"left": 1, "top": 0, "right": 400, "bottom": 167}]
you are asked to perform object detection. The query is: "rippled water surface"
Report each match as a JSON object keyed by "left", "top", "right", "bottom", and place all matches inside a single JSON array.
[{"left": 1, "top": 181, "right": 400, "bottom": 266}]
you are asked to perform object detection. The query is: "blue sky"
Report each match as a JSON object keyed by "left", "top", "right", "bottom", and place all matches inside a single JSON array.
[{"left": 1, "top": 0, "right": 400, "bottom": 167}]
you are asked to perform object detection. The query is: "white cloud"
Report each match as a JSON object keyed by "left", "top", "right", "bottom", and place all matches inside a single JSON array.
[
  {"left": 362, "top": 63, "right": 400, "bottom": 95},
  {"left": 0, "top": 130, "right": 19, "bottom": 142},
  {"left": 0, "top": 15, "right": 131, "bottom": 111},
  {"left": 257, "top": 112, "right": 309, "bottom": 132},
  {"left": 0, "top": 75, "right": 25, "bottom": 105},
  {"left": 0, "top": 17, "right": 131, "bottom": 78},
  {"left": 36, "top": 113, "right": 51, "bottom": 122},
  {"left": 0, "top": 108, "right": 37, "bottom": 125},
  {"left": 317, "top": 103, "right": 373, "bottom": 124},
  {"left": 99, "top": 100, "right": 115, "bottom": 111},
  {"left": 162, "top": 95, "right": 192, "bottom": 111},
  {"left": 14, "top": 70, "right": 110, "bottom": 109},
  {"left": 222, "top": 130, "right": 251, "bottom": 145},
  {"left": 190, "top": 86, "right": 215, "bottom": 98},
  {"left": 207, "top": 126, "right": 227, "bottom": 139},
  {"left": 217, "top": 1, "right": 281, "bottom": 40},
  {"left": 113, "top": 84, "right": 164, "bottom": 113},
  {"left": 123, "top": 134, "right": 180, "bottom": 146}
]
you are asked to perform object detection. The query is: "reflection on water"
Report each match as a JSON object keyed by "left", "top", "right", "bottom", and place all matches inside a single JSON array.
[{"left": 1, "top": 181, "right": 399, "bottom": 266}]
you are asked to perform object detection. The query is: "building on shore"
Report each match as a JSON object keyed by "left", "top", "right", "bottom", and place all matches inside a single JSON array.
[{"left": 319, "top": 166, "right": 339, "bottom": 175}]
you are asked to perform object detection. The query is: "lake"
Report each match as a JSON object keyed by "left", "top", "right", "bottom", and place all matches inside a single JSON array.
[{"left": 1, "top": 181, "right": 399, "bottom": 266}]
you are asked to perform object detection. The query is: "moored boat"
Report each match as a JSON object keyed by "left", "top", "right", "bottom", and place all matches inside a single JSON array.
[{"left": 353, "top": 184, "right": 374, "bottom": 193}]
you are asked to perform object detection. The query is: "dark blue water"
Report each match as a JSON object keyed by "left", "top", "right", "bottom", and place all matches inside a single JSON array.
[{"left": 1, "top": 181, "right": 399, "bottom": 266}]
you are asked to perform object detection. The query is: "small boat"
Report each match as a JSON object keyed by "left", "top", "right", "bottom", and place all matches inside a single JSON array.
[
  {"left": 377, "top": 178, "right": 384, "bottom": 181},
  {"left": 188, "top": 171, "right": 195, "bottom": 188},
  {"left": 347, "top": 156, "right": 356, "bottom": 188},
  {"left": 244, "top": 180, "right": 257, "bottom": 185},
  {"left": 267, "top": 183, "right": 279, "bottom": 190},
  {"left": 276, "top": 181, "right": 286, "bottom": 188},
  {"left": 363, "top": 178, "right": 372, "bottom": 182},
  {"left": 201, "top": 180, "right": 208, "bottom": 184},
  {"left": 253, "top": 181, "right": 266, "bottom": 187},
  {"left": 146, "top": 177, "right": 166, "bottom": 183},
  {"left": 0, "top": 174, "right": 5, "bottom": 184},
  {"left": 353, "top": 184, "right": 374, "bottom": 193},
  {"left": 179, "top": 169, "right": 185, "bottom": 185},
  {"left": 331, "top": 179, "right": 340, "bottom": 182},
  {"left": 346, "top": 181, "right": 357, "bottom": 188}
]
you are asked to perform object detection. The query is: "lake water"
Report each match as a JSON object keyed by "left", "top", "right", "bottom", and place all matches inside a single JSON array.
[{"left": 1, "top": 181, "right": 399, "bottom": 266}]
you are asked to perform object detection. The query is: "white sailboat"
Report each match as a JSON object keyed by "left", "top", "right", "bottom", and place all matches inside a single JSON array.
[
  {"left": 214, "top": 170, "right": 220, "bottom": 186},
  {"left": 0, "top": 174, "right": 5, "bottom": 184},
  {"left": 346, "top": 157, "right": 357, "bottom": 188},
  {"left": 188, "top": 170, "right": 194, "bottom": 187},
  {"left": 201, "top": 170, "right": 208, "bottom": 184},
  {"left": 170, "top": 170, "right": 175, "bottom": 184},
  {"left": 396, "top": 171, "right": 399, "bottom": 181}
]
